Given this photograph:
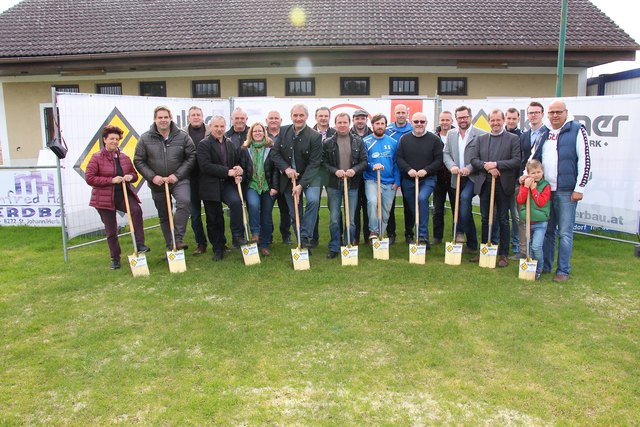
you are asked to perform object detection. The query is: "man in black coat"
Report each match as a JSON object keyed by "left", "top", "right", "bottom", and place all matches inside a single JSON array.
[
  {"left": 197, "top": 116, "right": 248, "bottom": 261},
  {"left": 271, "top": 104, "right": 323, "bottom": 249},
  {"left": 468, "top": 109, "right": 521, "bottom": 267}
]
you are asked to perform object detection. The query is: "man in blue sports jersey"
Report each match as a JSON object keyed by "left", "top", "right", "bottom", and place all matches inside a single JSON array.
[{"left": 365, "top": 114, "right": 401, "bottom": 240}]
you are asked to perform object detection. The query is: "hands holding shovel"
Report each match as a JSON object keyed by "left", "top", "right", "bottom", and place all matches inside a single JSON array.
[
  {"left": 111, "top": 174, "right": 134, "bottom": 184},
  {"left": 286, "top": 168, "right": 302, "bottom": 197}
]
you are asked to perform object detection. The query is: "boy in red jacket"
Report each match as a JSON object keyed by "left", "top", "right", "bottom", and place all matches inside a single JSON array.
[{"left": 516, "top": 159, "right": 551, "bottom": 279}]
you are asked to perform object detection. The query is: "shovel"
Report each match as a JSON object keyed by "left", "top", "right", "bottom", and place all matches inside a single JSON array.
[
  {"left": 121, "top": 181, "right": 149, "bottom": 277},
  {"left": 164, "top": 181, "right": 186, "bottom": 273},
  {"left": 479, "top": 175, "right": 498, "bottom": 268},
  {"left": 340, "top": 176, "right": 358, "bottom": 266},
  {"left": 290, "top": 176, "right": 310, "bottom": 270},
  {"left": 409, "top": 175, "right": 426, "bottom": 264},
  {"left": 372, "top": 169, "right": 389, "bottom": 260},
  {"left": 237, "top": 181, "right": 260, "bottom": 265},
  {"left": 519, "top": 189, "right": 537, "bottom": 280},
  {"left": 444, "top": 173, "right": 463, "bottom": 265}
]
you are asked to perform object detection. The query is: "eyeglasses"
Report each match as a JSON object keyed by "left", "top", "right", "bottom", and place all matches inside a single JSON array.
[
  {"left": 548, "top": 110, "right": 567, "bottom": 115},
  {"left": 456, "top": 116, "right": 470, "bottom": 120},
  {"left": 412, "top": 120, "right": 426, "bottom": 124},
  {"left": 527, "top": 111, "right": 542, "bottom": 115}
]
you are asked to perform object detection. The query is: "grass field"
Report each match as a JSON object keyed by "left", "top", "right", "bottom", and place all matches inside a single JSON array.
[{"left": 1, "top": 210, "right": 638, "bottom": 425}]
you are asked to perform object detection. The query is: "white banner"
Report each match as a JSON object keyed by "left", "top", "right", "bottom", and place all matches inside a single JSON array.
[
  {"left": 0, "top": 168, "right": 61, "bottom": 226},
  {"left": 442, "top": 96, "right": 640, "bottom": 234},
  {"left": 56, "top": 93, "right": 229, "bottom": 239}
]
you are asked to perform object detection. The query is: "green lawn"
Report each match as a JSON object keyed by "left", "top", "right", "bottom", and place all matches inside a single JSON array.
[{"left": 0, "top": 211, "right": 638, "bottom": 425}]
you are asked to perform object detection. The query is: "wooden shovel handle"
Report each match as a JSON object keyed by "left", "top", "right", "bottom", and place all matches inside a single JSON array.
[
  {"left": 237, "top": 181, "right": 250, "bottom": 241},
  {"left": 121, "top": 180, "right": 139, "bottom": 255},
  {"left": 452, "top": 173, "right": 461, "bottom": 238},
  {"left": 343, "top": 175, "right": 350, "bottom": 247},
  {"left": 526, "top": 188, "right": 531, "bottom": 260},
  {"left": 292, "top": 175, "right": 302, "bottom": 249},
  {"left": 415, "top": 175, "right": 419, "bottom": 241},
  {"left": 164, "top": 181, "right": 177, "bottom": 251},
  {"left": 377, "top": 169, "right": 383, "bottom": 237}
]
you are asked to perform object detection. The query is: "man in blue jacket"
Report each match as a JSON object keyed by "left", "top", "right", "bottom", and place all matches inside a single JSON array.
[{"left": 385, "top": 104, "right": 414, "bottom": 244}]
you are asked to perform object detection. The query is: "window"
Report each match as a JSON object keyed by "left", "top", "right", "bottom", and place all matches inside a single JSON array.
[
  {"left": 192, "top": 80, "right": 220, "bottom": 98},
  {"left": 438, "top": 77, "right": 468, "bottom": 96},
  {"left": 54, "top": 85, "right": 79, "bottom": 93},
  {"left": 285, "top": 78, "right": 315, "bottom": 96},
  {"left": 238, "top": 79, "right": 267, "bottom": 97},
  {"left": 96, "top": 83, "right": 122, "bottom": 95},
  {"left": 389, "top": 77, "right": 419, "bottom": 95},
  {"left": 139, "top": 81, "right": 166, "bottom": 97},
  {"left": 340, "top": 77, "right": 369, "bottom": 96}
]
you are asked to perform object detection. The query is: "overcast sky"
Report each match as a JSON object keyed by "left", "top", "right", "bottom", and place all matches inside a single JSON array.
[{"left": 0, "top": 0, "right": 638, "bottom": 76}]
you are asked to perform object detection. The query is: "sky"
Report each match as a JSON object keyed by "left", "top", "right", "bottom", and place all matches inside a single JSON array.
[{"left": 0, "top": 0, "right": 638, "bottom": 77}]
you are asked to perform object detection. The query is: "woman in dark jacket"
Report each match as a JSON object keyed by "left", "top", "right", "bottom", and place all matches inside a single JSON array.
[
  {"left": 85, "top": 125, "right": 150, "bottom": 269},
  {"left": 241, "top": 122, "right": 279, "bottom": 256}
]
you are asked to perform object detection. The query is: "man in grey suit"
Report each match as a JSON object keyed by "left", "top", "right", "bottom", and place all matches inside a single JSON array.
[
  {"left": 468, "top": 109, "right": 521, "bottom": 267},
  {"left": 443, "top": 105, "right": 486, "bottom": 255}
]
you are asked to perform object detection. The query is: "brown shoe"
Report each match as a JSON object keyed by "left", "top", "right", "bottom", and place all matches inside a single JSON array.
[
  {"left": 455, "top": 233, "right": 466, "bottom": 243},
  {"left": 251, "top": 234, "right": 259, "bottom": 242},
  {"left": 175, "top": 241, "right": 189, "bottom": 250},
  {"left": 192, "top": 244, "right": 207, "bottom": 255},
  {"left": 553, "top": 274, "right": 569, "bottom": 282},
  {"left": 259, "top": 248, "right": 270, "bottom": 257},
  {"left": 497, "top": 255, "right": 509, "bottom": 268}
]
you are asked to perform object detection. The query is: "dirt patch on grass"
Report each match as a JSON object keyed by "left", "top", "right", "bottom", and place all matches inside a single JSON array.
[{"left": 234, "top": 386, "right": 551, "bottom": 425}]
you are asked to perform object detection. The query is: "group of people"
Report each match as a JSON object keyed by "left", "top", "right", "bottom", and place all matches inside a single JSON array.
[{"left": 85, "top": 99, "right": 590, "bottom": 282}]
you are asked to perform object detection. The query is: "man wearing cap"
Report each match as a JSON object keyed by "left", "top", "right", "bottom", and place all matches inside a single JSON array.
[
  {"left": 385, "top": 104, "right": 414, "bottom": 244},
  {"left": 350, "top": 109, "right": 373, "bottom": 245}
]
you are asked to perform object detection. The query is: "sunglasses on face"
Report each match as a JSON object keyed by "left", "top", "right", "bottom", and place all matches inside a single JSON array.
[{"left": 412, "top": 120, "right": 426, "bottom": 124}]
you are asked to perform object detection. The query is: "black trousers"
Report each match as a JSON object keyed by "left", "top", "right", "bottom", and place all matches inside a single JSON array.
[{"left": 432, "top": 179, "right": 456, "bottom": 240}]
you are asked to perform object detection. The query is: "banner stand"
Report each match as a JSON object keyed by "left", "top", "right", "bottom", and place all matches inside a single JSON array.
[{"left": 51, "top": 88, "right": 69, "bottom": 262}]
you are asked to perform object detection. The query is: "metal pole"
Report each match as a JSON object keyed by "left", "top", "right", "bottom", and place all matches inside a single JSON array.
[
  {"left": 51, "top": 87, "right": 69, "bottom": 262},
  {"left": 555, "top": 0, "right": 568, "bottom": 97}
]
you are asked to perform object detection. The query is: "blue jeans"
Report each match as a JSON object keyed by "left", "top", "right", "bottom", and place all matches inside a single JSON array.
[
  {"left": 285, "top": 185, "right": 320, "bottom": 243},
  {"left": 246, "top": 188, "right": 275, "bottom": 249},
  {"left": 364, "top": 180, "right": 396, "bottom": 237},
  {"left": 458, "top": 177, "right": 478, "bottom": 250},
  {"left": 151, "top": 179, "right": 191, "bottom": 248},
  {"left": 543, "top": 191, "right": 577, "bottom": 276},
  {"left": 401, "top": 176, "right": 436, "bottom": 242},
  {"left": 529, "top": 221, "right": 548, "bottom": 275},
  {"left": 326, "top": 185, "right": 358, "bottom": 252}
]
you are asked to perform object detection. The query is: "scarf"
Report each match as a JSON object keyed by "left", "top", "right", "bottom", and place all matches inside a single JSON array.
[{"left": 249, "top": 140, "right": 269, "bottom": 194}]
